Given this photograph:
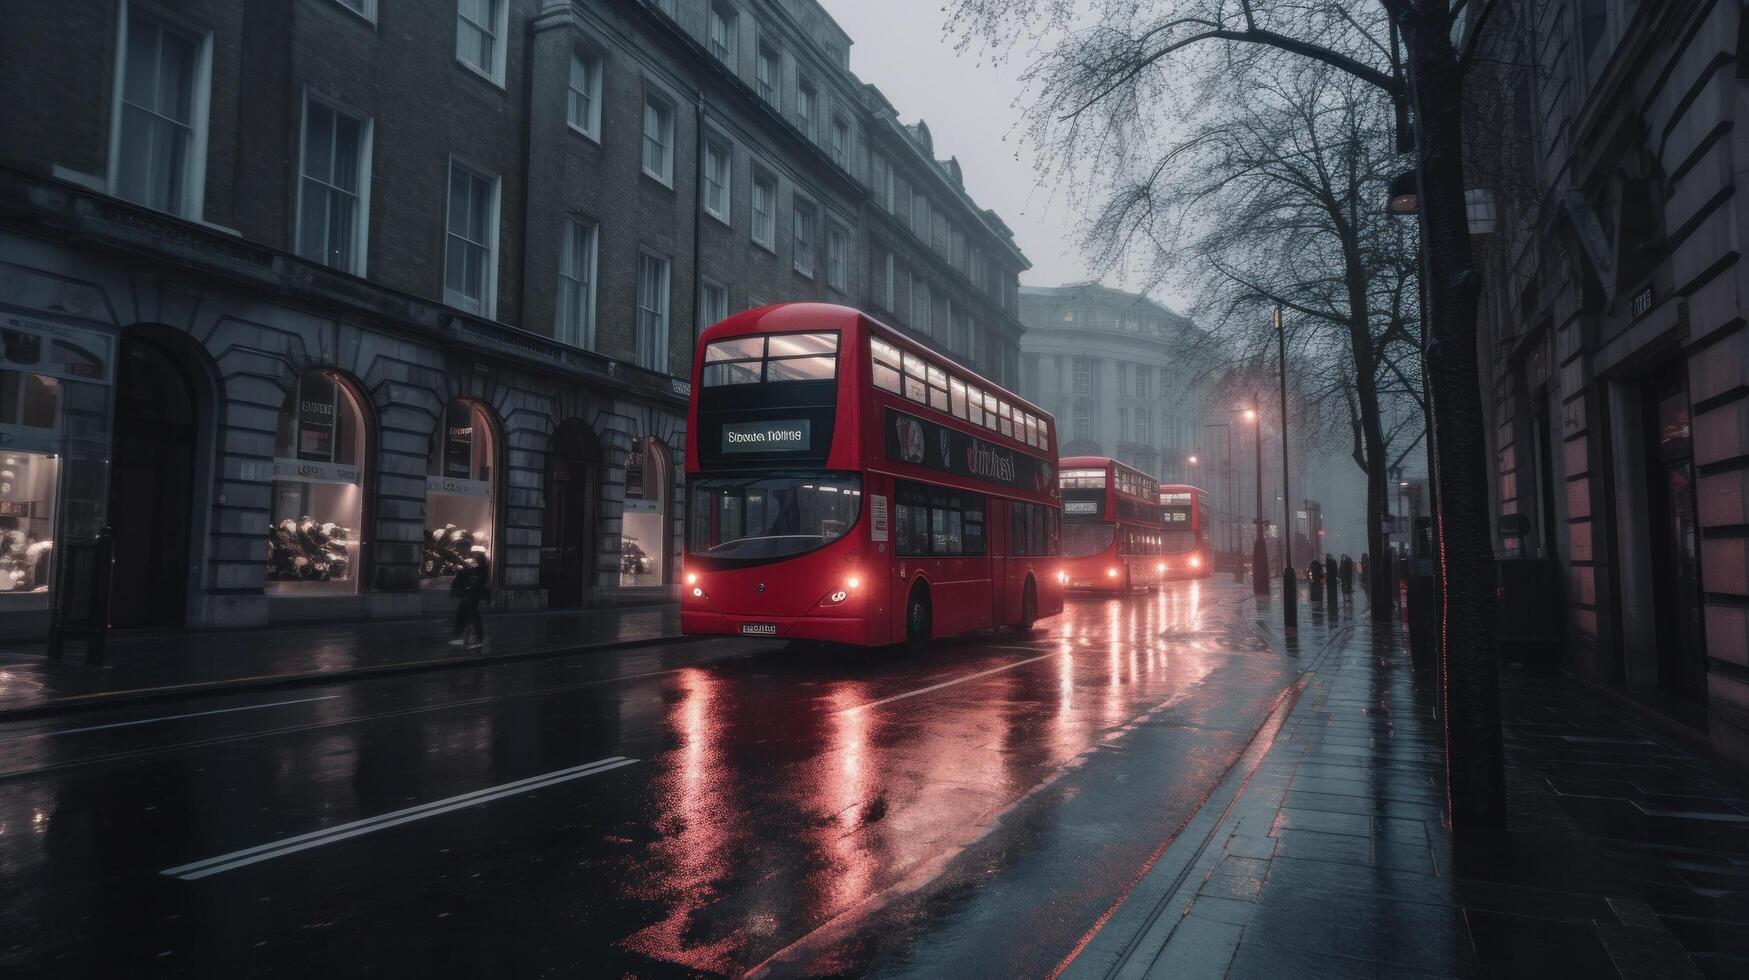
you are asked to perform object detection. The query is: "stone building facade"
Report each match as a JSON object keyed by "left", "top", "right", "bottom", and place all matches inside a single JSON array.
[
  {"left": 0, "top": 0, "right": 1028, "bottom": 638},
  {"left": 1470, "top": 0, "right": 1749, "bottom": 761}
]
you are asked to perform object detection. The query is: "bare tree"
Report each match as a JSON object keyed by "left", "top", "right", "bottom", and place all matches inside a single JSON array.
[{"left": 950, "top": 0, "right": 1506, "bottom": 826}]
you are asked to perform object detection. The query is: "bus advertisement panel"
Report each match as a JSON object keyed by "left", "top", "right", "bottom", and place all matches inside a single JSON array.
[{"left": 683, "top": 303, "right": 1063, "bottom": 651}]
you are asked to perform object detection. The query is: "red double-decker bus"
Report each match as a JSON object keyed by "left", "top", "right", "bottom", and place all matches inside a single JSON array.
[
  {"left": 1058, "top": 456, "right": 1165, "bottom": 593},
  {"left": 1159, "top": 484, "right": 1213, "bottom": 579},
  {"left": 683, "top": 303, "right": 1064, "bottom": 651}
]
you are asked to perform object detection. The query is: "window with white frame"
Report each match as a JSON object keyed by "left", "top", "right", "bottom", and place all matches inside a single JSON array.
[
  {"left": 826, "top": 223, "right": 848, "bottom": 291},
  {"left": 334, "top": 0, "right": 376, "bottom": 20},
  {"left": 642, "top": 91, "right": 675, "bottom": 184},
  {"left": 456, "top": 0, "right": 507, "bottom": 83},
  {"left": 636, "top": 252, "right": 671, "bottom": 372},
  {"left": 751, "top": 171, "right": 776, "bottom": 249},
  {"left": 444, "top": 159, "right": 498, "bottom": 316},
  {"left": 792, "top": 199, "right": 815, "bottom": 277},
  {"left": 756, "top": 40, "right": 779, "bottom": 103},
  {"left": 567, "top": 52, "right": 601, "bottom": 139},
  {"left": 296, "top": 96, "right": 370, "bottom": 275},
  {"left": 1136, "top": 408, "right": 1152, "bottom": 445},
  {"left": 699, "top": 278, "right": 728, "bottom": 329},
  {"left": 708, "top": 3, "right": 737, "bottom": 65},
  {"left": 703, "top": 139, "right": 730, "bottom": 223},
  {"left": 830, "top": 116, "right": 849, "bottom": 167},
  {"left": 556, "top": 217, "right": 597, "bottom": 348},
  {"left": 797, "top": 78, "right": 816, "bottom": 140},
  {"left": 110, "top": 5, "right": 210, "bottom": 217}
]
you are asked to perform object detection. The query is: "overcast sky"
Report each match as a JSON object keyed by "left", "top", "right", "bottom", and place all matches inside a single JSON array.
[{"left": 819, "top": 0, "right": 1097, "bottom": 292}]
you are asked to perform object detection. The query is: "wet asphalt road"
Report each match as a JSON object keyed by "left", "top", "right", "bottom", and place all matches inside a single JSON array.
[{"left": 0, "top": 578, "right": 1308, "bottom": 977}]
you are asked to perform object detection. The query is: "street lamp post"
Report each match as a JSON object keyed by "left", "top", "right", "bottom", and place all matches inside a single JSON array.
[
  {"left": 1276, "top": 307, "right": 1296, "bottom": 628},
  {"left": 1247, "top": 404, "right": 1267, "bottom": 595}
]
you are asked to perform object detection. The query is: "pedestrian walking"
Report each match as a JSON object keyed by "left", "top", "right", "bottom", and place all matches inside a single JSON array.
[
  {"left": 1308, "top": 555, "right": 1324, "bottom": 601},
  {"left": 1324, "top": 554, "right": 1339, "bottom": 609},
  {"left": 449, "top": 548, "right": 491, "bottom": 649},
  {"left": 1339, "top": 554, "right": 1354, "bottom": 598}
]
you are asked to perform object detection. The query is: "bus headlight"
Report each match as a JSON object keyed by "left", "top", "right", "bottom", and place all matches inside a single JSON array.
[
  {"left": 847, "top": 575, "right": 861, "bottom": 590},
  {"left": 1156, "top": 562, "right": 1166, "bottom": 572},
  {"left": 1189, "top": 556, "right": 1201, "bottom": 569},
  {"left": 691, "top": 586, "right": 706, "bottom": 599},
  {"left": 1057, "top": 570, "right": 1068, "bottom": 584},
  {"left": 1107, "top": 567, "right": 1119, "bottom": 578},
  {"left": 686, "top": 572, "right": 698, "bottom": 585}
]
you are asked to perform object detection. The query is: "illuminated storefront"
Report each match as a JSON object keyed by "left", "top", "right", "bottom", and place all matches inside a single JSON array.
[
  {"left": 422, "top": 400, "right": 496, "bottom": 589},
  {"left": 267, "top": 370, "right": 368, "bottom": 596}
]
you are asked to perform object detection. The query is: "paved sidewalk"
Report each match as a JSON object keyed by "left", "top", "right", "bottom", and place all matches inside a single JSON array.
[
  {"left": 0, "top": 603, "right": 684, "bottom": 719},
  {"left": 1067, "top": 600, "right": 1748, "bottom": 979}
]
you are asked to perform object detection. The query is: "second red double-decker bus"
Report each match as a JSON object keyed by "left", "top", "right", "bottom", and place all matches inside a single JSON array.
[
  {"left": 1159, "top": 484, "right": 1213, "bottom": 579},
  {"left": 683, "top": 303, "right": 1064, "bottom": 651},
  {"left": 1059, "top": 456, "right": 1165, "bottom": 593}
]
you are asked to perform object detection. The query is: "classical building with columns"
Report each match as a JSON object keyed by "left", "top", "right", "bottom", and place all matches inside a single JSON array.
[
  {"left": 0, "top": 0, "right": 1027, "bottom": 638},
  {"left": 1469, "top": 0, "right": 1749, "bottom": 761}
]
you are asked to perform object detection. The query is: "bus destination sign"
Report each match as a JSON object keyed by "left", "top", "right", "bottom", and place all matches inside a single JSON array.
[
  {"left": 885, "top": 408, "right": 1055, "bottom": 495},
  {"left": 721, "top": 419, "right": 812, "bottom": 454}
]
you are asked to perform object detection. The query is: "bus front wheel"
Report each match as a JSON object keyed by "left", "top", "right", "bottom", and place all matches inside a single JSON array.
[
  {"left": 905, "top": 585, "right": 932, "bottom": 656},
  {"left": 1017, "top": 578, "right": 1037, "bottom": 632}
]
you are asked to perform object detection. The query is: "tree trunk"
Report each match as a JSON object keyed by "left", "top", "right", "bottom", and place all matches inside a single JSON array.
[{"left": 1399, "top": 2, "right": 1506, "bottom": 829}]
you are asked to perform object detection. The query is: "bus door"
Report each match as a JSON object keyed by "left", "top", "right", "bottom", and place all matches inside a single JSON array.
[{"left": 988, "top": 497, "right": 1008, "bottom": 627}]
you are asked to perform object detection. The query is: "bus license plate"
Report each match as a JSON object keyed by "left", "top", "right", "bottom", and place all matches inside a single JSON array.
[
  {"left": 1072, "top": 580, "right": 1092, "bottom": 589},
  {"left": 740, "top": 623, "right": 778, "bottom": 636}
]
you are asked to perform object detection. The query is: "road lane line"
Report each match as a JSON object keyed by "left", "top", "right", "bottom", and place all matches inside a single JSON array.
[
  {"left": 0, "top": 696, "right": 343, "bottom": 742},
  {"left": 835, "top": 653, "right": 1061, "bottom": 714},
  {"left": 161, "top": 756, "right": 638, "bottom": 880}
]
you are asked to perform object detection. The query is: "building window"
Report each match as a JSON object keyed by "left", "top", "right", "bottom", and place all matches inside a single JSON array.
[
  {"left": 826, "top": 223, "right": 848, "bottom": 291},
  {"left": 830, "top": 116, "right": 849, "bottom": 167},
  {"left": 642, "top": 92, "right": 675, "bottom": 185},
  {"left": 792, "top": 199, "right": 816, "bottom": 277},
  {"left": 912, "top": 193, "right": 928, "bottom": 241},
  {"left": 1116, "top": 363, "right": 1128, "bottom": 397},
  {"left": 333, "top": 0, "right": 376, "bottom": 20},
  {"left": 708, "top": 3, "right": 737, "bottom": 64},
  {"left": 1073, "top": 403, "right": 1091, "bottom": 441},
  {"left": 797, "top": 78, "right": 816, "bottom": 140},
  {"left": 110, "top": 5, "right": 211, "bottom": 218},
  {"left": 269, "top": 370, "right": 367, "bottom": 595},
  {"left": 636, "top": 251, "right": 671, "bottom": 372},
  {"left": 1072, "top": 357, "right": 1092, "bottom": 396},
  {"left": 296, "top": 96, "right": 370, "bottom": 275},
  {"left": 456, "top": 0, "right": 506, "bottom": 83},
  {"left": 1136, "top": 409, "right": 1151, "bottom": 445},
  {"left": 1136, "top": 367, "right": 1151, "bottom": 400},
  {"left": 567, "top": 52, "right": 602, "bottom": 139},
  {"left": 444, "top": 159, "right": 498, "bottom": 316},
  {"left": 703, "top": 139, "right": 730, "bottom": 223},
  {"left": 913, "top": 278, "right": 931, "bottom": 334},
  {"left": 880, "top": 250, "right": 895, "bottom": 311},
  {"left": 756, "top": 40, "right": 779, "bottom": 103},
  {"left": 1118, "top": 407, "right": 1130, "bottom": 442},
  {"left": 699, "top": 278, "right": 728, "bottom": 329},
  {"left": 556, "top": 217, "right": 597, "bottom": 349},
  {"left": 751, "top": 172, "right": 776, "bottom": 250}
]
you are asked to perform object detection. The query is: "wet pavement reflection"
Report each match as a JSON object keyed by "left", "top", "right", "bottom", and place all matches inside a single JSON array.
[{"left": 0, "top": 579, "right": 1309, "bottom": 976}]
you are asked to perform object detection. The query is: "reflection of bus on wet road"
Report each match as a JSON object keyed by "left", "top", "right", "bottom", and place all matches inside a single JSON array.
[
  {"left": 1058, "top": 456, "right": 1164, "bottom": 593},
  {"left": 1159, "top": 484, "right": 1212, "bottom": 579},
  {"left": 683, "top": 303, "right": 1064, "bottom": 652}
]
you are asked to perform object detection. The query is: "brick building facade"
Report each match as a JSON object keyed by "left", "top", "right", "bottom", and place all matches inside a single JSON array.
[
  {"left": 1471, "top": 0, "right": 1749, "bottom": 762},
  {"left": 0, "top": 0, "right": 1028, "bottom": 638}
]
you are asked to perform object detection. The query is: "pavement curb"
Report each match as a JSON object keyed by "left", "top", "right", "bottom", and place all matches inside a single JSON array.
[{"left": 0, "top": 632, "right": 705, "bottom": 723}]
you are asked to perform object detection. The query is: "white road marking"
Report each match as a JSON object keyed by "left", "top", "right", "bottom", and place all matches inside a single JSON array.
[
  {"left": 161, "top": 756, "right": 639, "bottom": 880},
  {"left": 835, "top": 653, "right": 1061, "bottom": 714},
  {"left": 2, "top": 696, "right": 342, "bottom": 742}
]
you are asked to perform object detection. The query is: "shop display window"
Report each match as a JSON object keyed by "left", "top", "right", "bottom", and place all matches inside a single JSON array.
[
  {"left": 619, "top": 437, "right": 669, "bottom": 586},
  {"left": 0, "top": 451, "right": 58, "bottom": 605},
  {"left": 422, "top": 400, "right": 496, "bottom": 588},
  {"left": 267, "top": 370, "right": 366, "bottom": 594}
]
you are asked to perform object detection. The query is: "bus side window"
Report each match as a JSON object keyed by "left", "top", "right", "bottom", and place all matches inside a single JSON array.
[
  {"left": 1046, "top": 509, "right": 1059, "bottom": 556},
  {"left": 963, "top": 500, "right": 986, "bottom": 555}
]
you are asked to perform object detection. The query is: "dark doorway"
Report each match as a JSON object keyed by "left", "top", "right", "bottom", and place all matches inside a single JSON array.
[
  {"left": 109, "top": 336, "right": 200, "bottom": 627},
  {"left": 1643, "top": 365, "right": 1706, "bottom": 702},
  {"left": 541, "top": 419, "right": 599, "bottom": 607}
]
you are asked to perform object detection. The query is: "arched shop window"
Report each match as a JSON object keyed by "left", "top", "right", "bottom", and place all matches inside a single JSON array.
[
  {"left": 619, "top": 437, "right": 669, "bottom": 586},
  {"left": 422, "top": 400, "right": 496, "bottom": 588},
  {"left": 267, "top": 370, "right": 367, "bottom": 594}
]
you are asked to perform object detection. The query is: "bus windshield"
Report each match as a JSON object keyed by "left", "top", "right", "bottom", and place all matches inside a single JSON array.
[
  {"left": 688, "top": 473, "right": 862, "bottom": 563},
  {"left": 1163, "top": 528, "right": 1198, "bottom": 553},
  {"left": 1062, "top": 521, "right": 1115, "bottom": 558}
]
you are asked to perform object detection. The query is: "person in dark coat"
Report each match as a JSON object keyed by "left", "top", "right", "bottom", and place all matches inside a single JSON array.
[
  {"left": 1324, "top": 554, "right": 1339, "bottom": 607},
  {"left": 449, "top": 550, "right": 491, "bottom": 649},
  {"left": 1339, "top": 554, "right": 1355, "bottom": 598},
  {"left": 1308, "top": 555, "right": 1324, "bottom": 601}
]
